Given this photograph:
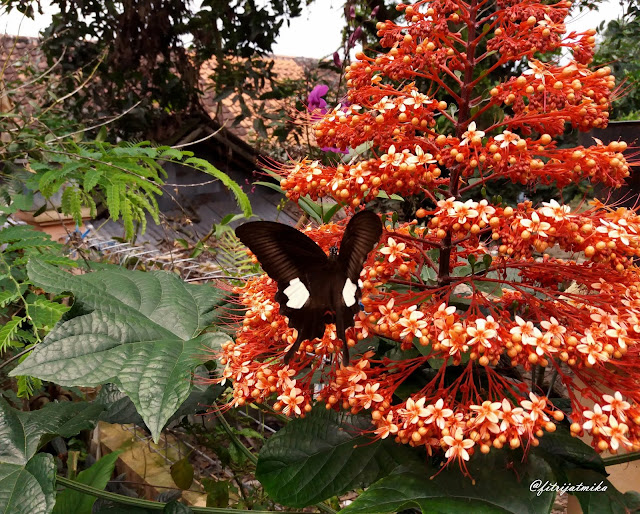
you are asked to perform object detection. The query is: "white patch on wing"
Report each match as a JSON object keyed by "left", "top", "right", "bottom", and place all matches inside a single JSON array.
[
  {"left": 284, "top": 278, "right": 310, "bottom": 309},
  {"left": 342, "top": 278, "right": 358, "bottom": 307}
]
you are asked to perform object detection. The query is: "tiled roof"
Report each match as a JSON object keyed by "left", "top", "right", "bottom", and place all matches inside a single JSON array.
[
  {"left": 200, "top": 54, "right": 319, "bottom": 142},
  {"left": 0, "top": 34, "right": 336, "bottom": 146},
  {"left": 0, "top": 35, "right": 51, "bottom": 112}
]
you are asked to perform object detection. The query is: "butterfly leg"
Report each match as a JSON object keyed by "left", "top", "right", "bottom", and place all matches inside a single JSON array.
[{"left": 283, "top": 337, "right": 304, "bottom": 364}]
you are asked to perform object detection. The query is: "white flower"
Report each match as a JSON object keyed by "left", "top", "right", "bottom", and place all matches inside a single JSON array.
[
  {"left": 448, "top": 199, "right": 479, "bottom": 224},
  {"left": 520, "top": 212, "right": 551, "bottom": 237},
  {"left": 403, "top": 89, "right": 433, "bottom": 109},
  {"left": 540, "top": 199, "right": 571, "bottom": 221},
  {"left": 460, "top": 121, "right": 485, "bottom": 146},
  {"left": 494, "top": 130, "right": 520, "bottom": 148},
  {"left": 372, "top": 96, "right": 396, "bottom": 113}
]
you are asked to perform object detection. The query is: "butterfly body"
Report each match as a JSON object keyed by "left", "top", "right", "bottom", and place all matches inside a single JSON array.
[{"left": 236, "top": 210, "right": 382, "bottom": 364}]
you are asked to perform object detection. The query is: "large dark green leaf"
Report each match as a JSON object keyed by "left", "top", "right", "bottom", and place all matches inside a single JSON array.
[
  {"left": 95, "top": 384, "right": 145, "bottom": 426},
  {"left": 0, "top": 396, "right": 103, "bottom": 511},
  {"left": 96, "top": 382, "right": 223, "bottom": 427},
  {"left": 0, "top": 454, "right": 56, "bottom": 514},
  {"left": 0, "top": 398, "right": 104, "bottom": 465},
  {"left": 12, "top": 259, "right": 231, "bottom": 441},
  {"left": 566, "top": 468, "right": 639, "bottom": 514},
  {"left": 255, "top": 407, "right": 422, "bottom": 507},
  {"left": 341, "top": 452, "right": 556, "bottom": 514},
  {"left": 534, "top": 427, "right": 606, "bottom": 475},
  {"left": 53, "top": 451, "right": 122, "bottom": 514}
]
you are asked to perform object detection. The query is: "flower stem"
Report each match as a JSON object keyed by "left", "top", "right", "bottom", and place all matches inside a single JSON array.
[{"left": 602, "top": 452, "right": 640, "bottom": 467}]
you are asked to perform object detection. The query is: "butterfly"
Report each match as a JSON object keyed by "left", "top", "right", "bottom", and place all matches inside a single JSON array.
[{"left": 236, "top": 210, "right": 383, "bottom": 364}]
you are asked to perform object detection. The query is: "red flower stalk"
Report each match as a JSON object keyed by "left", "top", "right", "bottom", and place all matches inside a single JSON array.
[{"left": 218, "top": 0, "right": 640, "bottom": 467}]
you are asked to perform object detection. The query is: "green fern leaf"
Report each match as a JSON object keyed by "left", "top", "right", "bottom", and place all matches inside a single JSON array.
[
  {"left": 0, "top": 316, "right": 25, "bottom": 352},
  {"left": 17, "top": 375, "right": 42, "bottom": 398},
  {"left": 28, "top": 297, "right": 70, "bottom": 329},
  {"left": 105, "top": 183, "right": 121, "bottom": 220},
  {"left": 70, "top": 187, "right": 83, "bottom": 225},
  {"left": 0, "top": 289, "right": 19, "bottom": 308},
  {"left": 83, "top": 168, "right": 103, "bottom": 191},
  {"left": 60, "top": 187, "right": 73, "bottom": 216},
  {"left": 183, "top": 157, "right": 252, "bottom": 217},
  {"left": 122, "top": 197, "right": 134, "bottom": 239}
]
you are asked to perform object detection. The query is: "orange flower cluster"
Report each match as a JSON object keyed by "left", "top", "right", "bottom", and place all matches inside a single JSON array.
[{"left": 220, "top": 0, "right": 640, "bottom": 466}]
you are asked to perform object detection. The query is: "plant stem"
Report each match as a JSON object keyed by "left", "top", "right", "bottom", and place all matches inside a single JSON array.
[
  {"left": 57, "top": 475, "right": 300, "bottom": 513},
  {"left": 438, "top": 0, "right": 479, "bottom": 286},
  {"left": 214, "top": 410, "right": 258, "bottom": 465},
  {"left": 602, "top": 452, "right": 640, "bottom": 467},
  {"left": 214, "top": 409, "right": 337, "bottom": 514}
]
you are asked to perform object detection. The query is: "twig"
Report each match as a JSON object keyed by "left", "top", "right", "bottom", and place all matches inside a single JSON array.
[
  {"left": 46, "top": 100, "right": 142, "bottom": 143},
  {"left": 171, "top": 123, "right": 225, "bottom": 149}
]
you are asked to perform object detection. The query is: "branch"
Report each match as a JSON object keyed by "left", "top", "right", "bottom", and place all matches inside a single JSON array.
[{"left": 56, "top": 475, "right": 304, "bottom": 513}]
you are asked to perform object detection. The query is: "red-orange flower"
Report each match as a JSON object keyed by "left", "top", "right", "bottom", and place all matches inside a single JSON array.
[{"left": 216, "top": 0, "right": 640, "bottom": 467}]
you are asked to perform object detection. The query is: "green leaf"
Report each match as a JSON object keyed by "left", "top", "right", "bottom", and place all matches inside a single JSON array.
[
  {"left": 0, "top": 288, "right": 21, "bottom": 311},
  {"left": 0, "top": 317, "right": 24, "bottom": 351},
  {"left": 83, "top": 169, "right": 103, "bottom": 192},
  {"left": 255, "top": 181, "right": 284, "bottom": 194},
  {"left": 472, "top": 280, "right": 504, "bottom": 297},
  {"left": 322, "top": 202, "right": 344, "bottom": 223},
  {"left": 566, "top": 468, "right": 636, "bottom": 514},
  {"left": 11, "top": 192, "right": 34, "bottom": 211},
  {"left": 0, "top": 397, "right": 104, "bottom": 465},
  {"left": 12, "top": 259, "right": 231, "bottom": 441},
  {"left": 420, "top": 266, "right": 436, "bottom": 282},
  {"left": 534, "top": 426, "right": 606, "bottom": 475},
  {"left": 253, "top": 118, "right": 268, "bottom": 138},
  {"left": 183, "top": 157, "right": 252, "bottom": 217},
  {"left": 297, "top": 197, "right": 323, "bottom": 223},
  {"left": 202, "top": 478, "right": 230, "bottom": 508},
  {"left": 219, "top": 213, "right": 246, "bottom": 226},
  {"left": 53, "top": 451, "right": 122, "bottom": 514},
  {"left": 255, "top": 407, "right": 421, "bottom": 507},
  {"left": 0, "top": 398, "right": 101, "bottom": 514},
  {"left": 376, "top": 191, "right": 404, "bottom": 201},
  {"left": 342, "top": 451, "right": 556, "bottom": 514},
  {"left": 170, "top": 457, "right": 194, "bottom": 490},
  {"left": 105, "top": 183, "right": 121, "bottom": 221},
  {"left": 28, "top": 297, "right": 70, "bottom": 329},
  {"left": 0, "top": 453, "right": 55, "bottom": 514},
  {"left": 163, "top": 502, "right": 193, "bottom": 514},
  {"left": 452, "top": 264, "right": 472, "bottom": 277},
  {"left": 96, "top": 382, "right": 223, "bottom": 427}
]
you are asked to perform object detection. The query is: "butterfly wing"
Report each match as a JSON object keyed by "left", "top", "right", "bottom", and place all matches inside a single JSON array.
[
  {"left": 334, "top": 210, "right": 383, "bottom": 363},
  {"left": 338, "top": 210, "right": 383, "bottom": 281},
  {"left": 236, "top": 221, "right": 331, "bottom": 362},
  {"left": 235, "top": 221, "right": 329, "bottom": 285}
]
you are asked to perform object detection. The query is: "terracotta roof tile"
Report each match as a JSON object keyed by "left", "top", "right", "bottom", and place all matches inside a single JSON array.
[
  {"left": 0, "top": 34, "right": 337, "bottom": 146},
  {"left": 1, "top": 34, "right": 52, "bottom": 111}
]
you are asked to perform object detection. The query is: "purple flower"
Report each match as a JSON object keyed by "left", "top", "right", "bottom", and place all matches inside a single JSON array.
[
  {"left": 308, "top": 84, "right": 349, "bottom": 154},
  {"left": 371, "top": 6, "right": 380, "bottom": 17},
  {"left": 308, "top": 84, "right": 329, "bottom": 112},
  {"left": 348, "top": 26, "right": 363, "bottom": 48},
  {"left": 333, "top": 51, "right": 342, "bottom": 68},
  {"left": 321, "top": 146, "right": 349, "bottom": 154}
]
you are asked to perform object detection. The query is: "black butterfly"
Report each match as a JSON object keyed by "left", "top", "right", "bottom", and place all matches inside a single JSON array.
[{"left": 236, "top": 210, "right": 383, "bottom": 364}]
